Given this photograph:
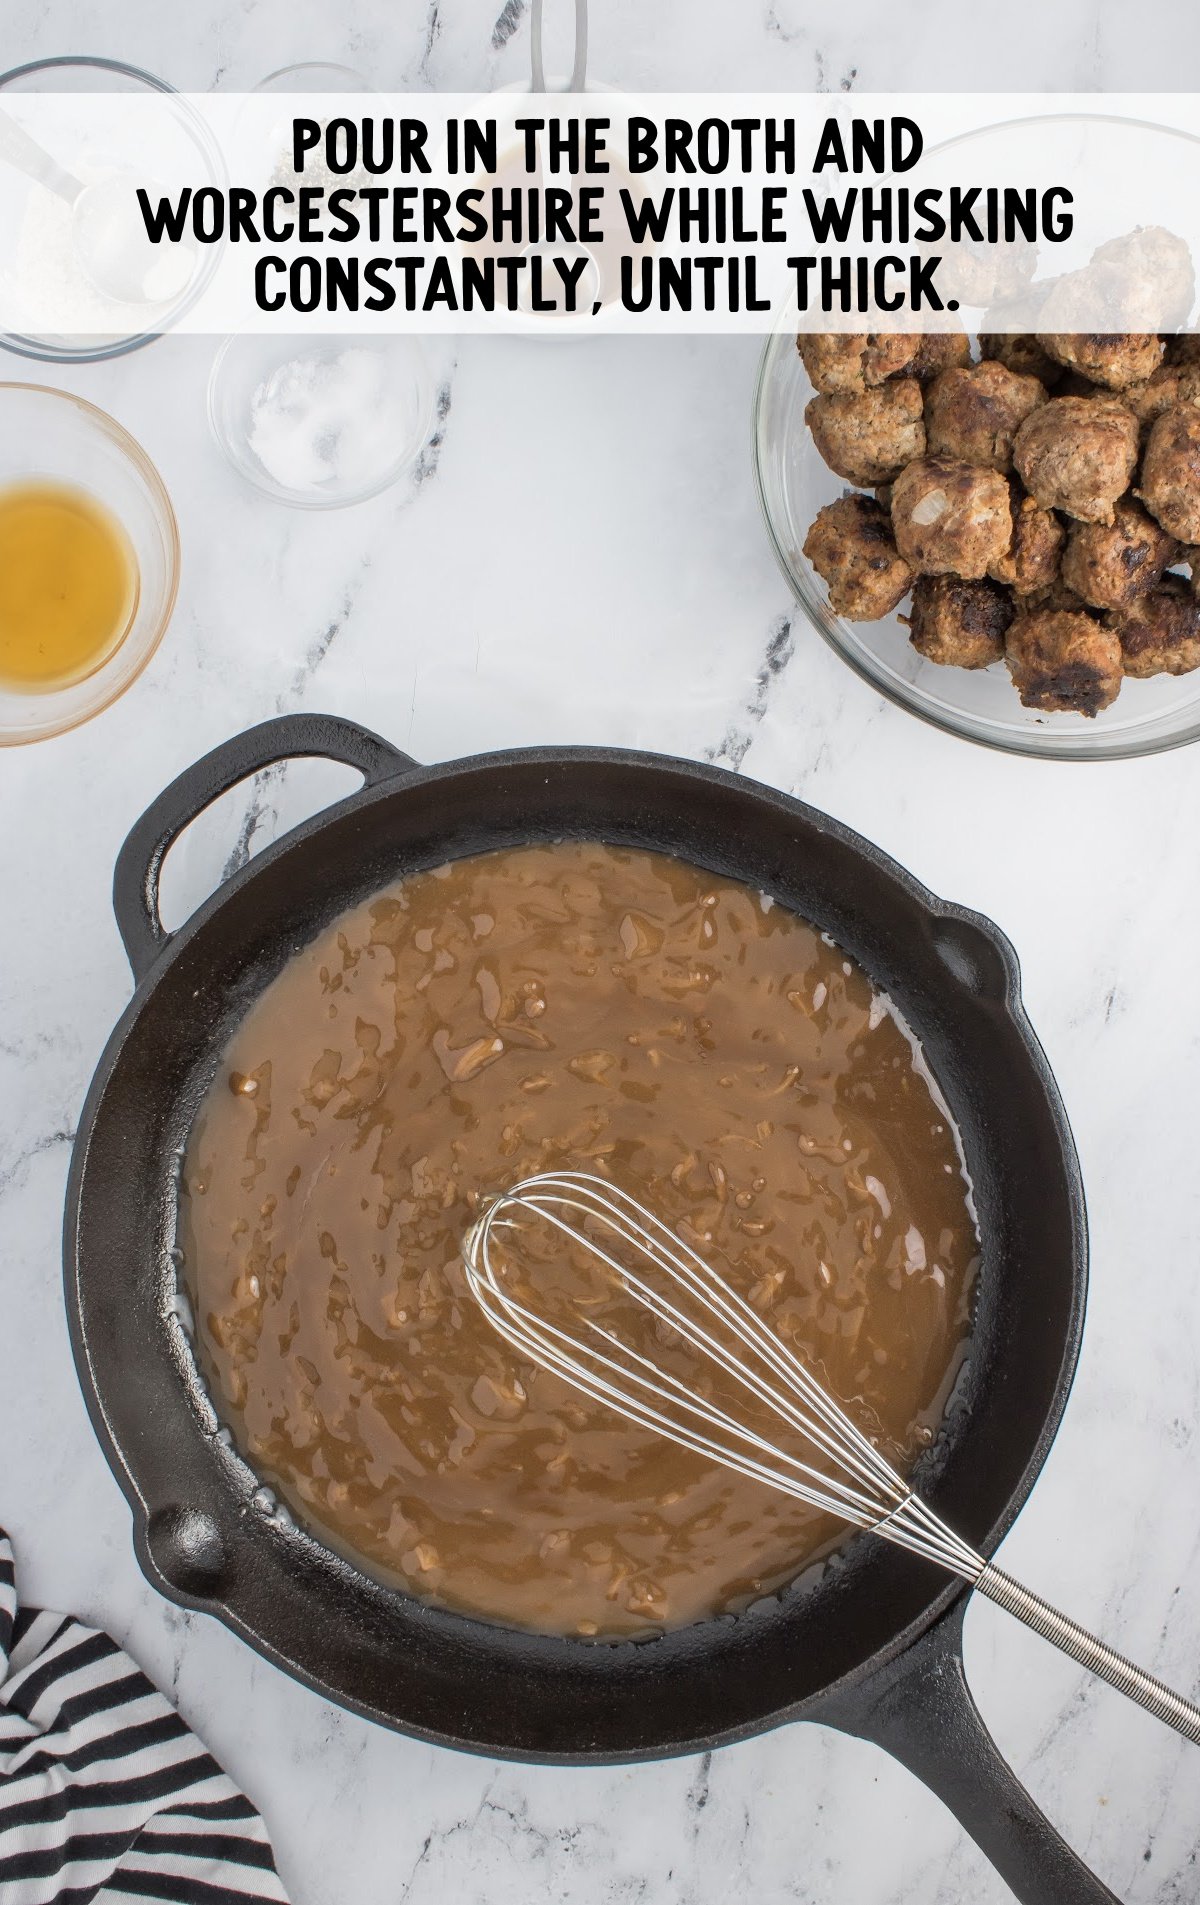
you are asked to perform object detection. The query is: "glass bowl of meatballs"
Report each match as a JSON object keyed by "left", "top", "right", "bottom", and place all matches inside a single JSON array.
[{"left": 755, "top": 320, "right": 1200, "bottom": 760}]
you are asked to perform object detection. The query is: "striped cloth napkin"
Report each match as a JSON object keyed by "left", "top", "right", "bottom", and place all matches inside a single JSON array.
[{"left": 0, "top": 1530, "right": 289, "bottom": 1904}]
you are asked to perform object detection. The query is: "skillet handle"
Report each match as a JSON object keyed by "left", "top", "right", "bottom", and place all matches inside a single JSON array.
[
  {"left": 114, "top": 713, "right": 418, "bottom": 982},
  {"left": 826, "top": 1595, "right": 1120, "bottom": 1905}
]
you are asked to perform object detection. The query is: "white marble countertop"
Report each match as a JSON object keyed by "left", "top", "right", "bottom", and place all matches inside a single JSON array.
[{"left": 4, "top": 3, "right": 1200, "bottom": 1901}]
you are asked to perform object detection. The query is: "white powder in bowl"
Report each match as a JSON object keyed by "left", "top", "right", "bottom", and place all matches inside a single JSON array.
[
  {"left": 247, "top": 348, "right": 419, "bottom": 495},
  {"left": 2, "top": 174, "right": 173, "bottom": 348}
]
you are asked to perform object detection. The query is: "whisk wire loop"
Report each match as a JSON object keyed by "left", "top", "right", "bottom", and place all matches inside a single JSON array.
[
  {"left": 501, "top": 1199, "right": 895, "bottom": 1508},
  {"left": 462, "top": 1171, "right": 1200, "bottom": 1745},
  {"left": 465, "top": 1171, "right": 982, "bottom": 1577}
]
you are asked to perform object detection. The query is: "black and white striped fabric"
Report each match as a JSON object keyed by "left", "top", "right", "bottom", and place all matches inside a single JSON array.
[{"left": 0, "top": 1530, "right": 288, "bottom": 1904}]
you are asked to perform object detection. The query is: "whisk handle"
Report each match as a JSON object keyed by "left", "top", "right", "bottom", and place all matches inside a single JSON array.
[{"left": 977, "top": 1564, "right": 1200, "bottom": 1745}]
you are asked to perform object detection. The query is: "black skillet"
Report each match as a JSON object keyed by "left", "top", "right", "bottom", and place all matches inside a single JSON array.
[{"left": 65, "top": 713, "right": 1113, "bottom": 1905}]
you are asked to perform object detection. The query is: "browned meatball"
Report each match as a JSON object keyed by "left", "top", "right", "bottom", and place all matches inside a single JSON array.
[
  {"left": 1139, "top": 406, "right": 1200, "bottom": 542},
  {"left": 1012, "top": 396, "right": 1139, "bottom": 524},
  {"left": 1112, "top": 576, "right": 1200, "bottom": 677},
  {"left": 905, "top": 575, "right": 1013, "bottom": 668},
  {"left": 890, "top": 457, "right": 1012, "bottom": 579},
  {"left": 981, "top": 333, "right": 1064, "bottom": 386},
  {"left": 796, "top": 333, "right": 922, "bottom": 394},
  {"left": 802, "top": 494, "right": 913, "bottom": 621},
  {"left": 805, "top": 382, "right": 926, "bottom": 488},
  {"left": 1060, "top": 498, "right": 1179, "bottom": 611},
  {"left": 924, "top": 361, "right": 1047, "bottom": 472},
  {"left": 1041, "top": 333, "right": 1164, "bottom": 391},
  {"left": 1123, "top": 363, "right": 1200, "bottom": 435},
  {"left": 988, "top": 486, "right": 1065, "bottom": 594},
  {"left": 863, "top": 335, "right": 923, "bottom": 384},
  {"left": 796, "top": 333, "right": 868, "bottom": 394},
  {"left": 1006, "top": 605, "right": 1123, "bottom": 715},
  {"left": 1089, "top": 230, "right": 1194, "bottom": 332},
  {"left": 1166, "top": 334, "right": 1200, "bottom": 367},
  {"left": 911, "top": 333, "right": 973, "bottom": 381}
]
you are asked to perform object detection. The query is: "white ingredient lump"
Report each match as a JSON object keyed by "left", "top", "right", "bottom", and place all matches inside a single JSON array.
[{"left": 247, "top": 348, "right": 416, "bottom": 494}]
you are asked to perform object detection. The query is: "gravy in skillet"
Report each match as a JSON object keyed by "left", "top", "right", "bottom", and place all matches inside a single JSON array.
[{"left": 180, "top": 843, "right": 978, "bottom": 1637}]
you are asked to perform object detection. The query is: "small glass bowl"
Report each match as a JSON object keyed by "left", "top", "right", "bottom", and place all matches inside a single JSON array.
[
  {"left": 0, "top": 56, "right": 222, "bottom": 366},
  {"left": 207, "top": 334, "right": 436, "bottom": 509},
  {"left": 0, "top": 385, "right": 180, "bottom": 744},
  {"left": 755, "top": 323, "right": 1200, "bottom": 762}
]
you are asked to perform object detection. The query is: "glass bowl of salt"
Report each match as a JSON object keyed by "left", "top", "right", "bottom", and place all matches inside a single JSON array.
[{"left": 207, "top": 334, "right": 436, "bottom": 508}]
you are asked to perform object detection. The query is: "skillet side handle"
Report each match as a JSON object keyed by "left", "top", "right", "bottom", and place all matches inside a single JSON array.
[
  {"left": 114, "top": 714, "right": 418, "bottom": 983},
  {"left": 825, "top": 1596, "right": 1120, "bottom": 1905}
]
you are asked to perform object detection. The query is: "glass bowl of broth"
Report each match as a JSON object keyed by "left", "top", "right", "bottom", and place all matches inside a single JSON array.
[{"left": 0, "top": 384, "right": 179, "bottom": 743}]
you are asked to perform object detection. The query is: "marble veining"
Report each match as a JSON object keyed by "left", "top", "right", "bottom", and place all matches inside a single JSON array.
[{"left": 4, "top": 2, "right": 1200, "bottom": 1901}]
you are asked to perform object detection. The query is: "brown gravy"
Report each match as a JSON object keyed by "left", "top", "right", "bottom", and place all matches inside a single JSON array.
[{"left": 180, "top": 843, "right": 978, "bottom": 1637}]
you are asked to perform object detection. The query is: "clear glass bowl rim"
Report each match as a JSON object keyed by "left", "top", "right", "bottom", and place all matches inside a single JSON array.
[
  {"left": 0, "top": 380, "right": 181, "bottom": 743},
  {"left": 0, "top": 55, "right": 224, "bottom": 367},
  {"left": 206, "top": 333, "right": 437, "bottom": 509}
]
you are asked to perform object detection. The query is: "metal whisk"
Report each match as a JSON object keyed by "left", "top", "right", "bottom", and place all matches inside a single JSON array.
[{"left": 462, "top": 1170, "right": 1200, "bottom": 1744}]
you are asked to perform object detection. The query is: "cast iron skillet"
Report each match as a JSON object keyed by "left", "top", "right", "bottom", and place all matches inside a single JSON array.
[{"left": 66, "top": 714, "right": 1113, "bottom": 1905}]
